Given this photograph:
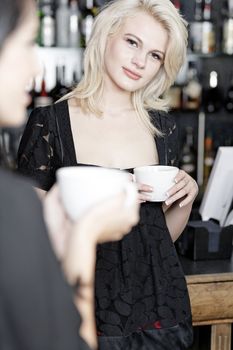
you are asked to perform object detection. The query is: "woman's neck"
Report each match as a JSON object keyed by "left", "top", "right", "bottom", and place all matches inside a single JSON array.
[{"left": 101, "top": 79, "right": 133, "bottom": 115}]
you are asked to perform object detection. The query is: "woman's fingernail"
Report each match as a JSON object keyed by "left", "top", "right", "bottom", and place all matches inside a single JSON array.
[
  {"left": 165, "top": 200, "right": 171, "bottom": 205},
  {"left": 166, "top": 192, "right": 170, "bottom": 197},
  {"left": 175, "top": 178, "right": 178, "bottom": 184},
  {"left": 179, "top": 203, "right": 183, "bottom": 208}
]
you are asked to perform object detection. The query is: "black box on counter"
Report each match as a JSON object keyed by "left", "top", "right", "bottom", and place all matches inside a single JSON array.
[{"left": 176, "top": 220, "right": 233, "bottom": 261}]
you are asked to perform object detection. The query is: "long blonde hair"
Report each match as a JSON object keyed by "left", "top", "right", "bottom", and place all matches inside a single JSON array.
[{"left": 65, "top": 0, "right": 188, "bottom": 135}]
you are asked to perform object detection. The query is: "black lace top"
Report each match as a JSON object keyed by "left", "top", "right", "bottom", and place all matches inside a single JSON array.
[{"left": 18, "top": 100, "right": 193, "bottom": 350}]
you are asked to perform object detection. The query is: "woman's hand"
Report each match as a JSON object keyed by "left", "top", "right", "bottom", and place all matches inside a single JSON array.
[
  {"left": 43, "top": 185, "right": 71, "bottom": 260},
  {"left": 164, "top": 170, "right": 199, "bottom": 208},
  {"left": 129, "top": 174, "right": 153, "bottom": 203}
]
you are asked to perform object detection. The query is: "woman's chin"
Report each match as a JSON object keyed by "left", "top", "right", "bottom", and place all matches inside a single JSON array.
[{"left": 0, "top": 110, "right": 26, "bottom": 128}]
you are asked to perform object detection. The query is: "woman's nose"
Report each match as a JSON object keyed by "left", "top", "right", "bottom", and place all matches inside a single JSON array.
[{"left": 131, "top": 52, "right": 146, "bottom": 69}]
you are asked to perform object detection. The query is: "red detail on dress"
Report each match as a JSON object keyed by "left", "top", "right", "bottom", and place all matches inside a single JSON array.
[{"left": 153, "top": 321, "right": 162, "bottom": 329}]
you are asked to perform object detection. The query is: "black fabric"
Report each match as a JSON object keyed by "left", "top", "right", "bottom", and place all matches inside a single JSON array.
[
  {"left": 17, "top": 101, "right": 193, "bottom": 349},
  {"left": 0, "top": 168, "right": 90, "bottom": 350}
]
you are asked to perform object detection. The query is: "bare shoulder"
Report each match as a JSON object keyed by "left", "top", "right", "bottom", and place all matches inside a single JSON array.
[
  {"left": 68, "top": 96, "right": 80, "bottom": 108},
  {"left": 67, "top": 97, "right": 83, "bottom": 119}
]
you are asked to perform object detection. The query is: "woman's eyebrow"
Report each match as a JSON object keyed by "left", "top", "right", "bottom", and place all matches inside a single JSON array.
[{"left": 125, "top": 33, "right": 165, "bottom": 57}]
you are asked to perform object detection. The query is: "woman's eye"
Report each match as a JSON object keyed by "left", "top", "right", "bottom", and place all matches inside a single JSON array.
[
  {"left": 151, "top": 52, "right": 162, "bottom": 61},
  {"left": 126, "top": 38, "right": 138, "bottom": 47}
]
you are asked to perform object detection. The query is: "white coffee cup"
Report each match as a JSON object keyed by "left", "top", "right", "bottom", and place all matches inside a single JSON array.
[
  {"left": 133, "top": 165, "right": 179, "bottom": 202},
  {"left": 57, "top": 166, "right": 138, "bottom": 221}
]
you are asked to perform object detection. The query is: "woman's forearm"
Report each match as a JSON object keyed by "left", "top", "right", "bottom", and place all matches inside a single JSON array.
[
  {"left": 63, "top": 221, "right": 98, "bottom": 350},
  {"left": 163, "top": 200, "right": 193, "bottom": 242}
]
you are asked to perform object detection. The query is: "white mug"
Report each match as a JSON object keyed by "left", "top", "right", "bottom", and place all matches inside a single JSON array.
[
  {"left": 57, "top": 166, "right": 138, "bottom": 221},
  {"left": 133, "top": 165, "right": 179, "bottom": 202}
]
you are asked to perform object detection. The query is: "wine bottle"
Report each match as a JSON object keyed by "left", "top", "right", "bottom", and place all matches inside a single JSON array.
[
  {"left": 166, "top": 81, "right": 182, "bottom": 110},
  {"left": 223, "top": 0, "right": 233, "bottom": 54},
  {"left": 34, "top": 75, "right": 53, "bottom": 108},
  {"left": 182, "top": 62, "right": 202, "bottom": 111},
  {"left": 201, "top": 0, "right": 216, "bottom": 54},
  {"left": 41, "top": 3, "right": 55, "bottom": 47},
  {"left": 81, "top": 0, "right": 97, "bottom": 47},
  {"left": 203, "top": 134, "right": 215, "bottom": 188},
  {"left": 69, "top": 0, "right": 81, "bottom": 48},
  {"left": 56, "top": 0, "right": 70, "bottom": 47},
  {"left": 189, "top": 0, "right": 203, "bottom": 53},
  {"left": 180, "top": 127, "right": 197, "bottom": 179},
  {"left": 50, "top": 65, "right": 70, "bottom": 102}
]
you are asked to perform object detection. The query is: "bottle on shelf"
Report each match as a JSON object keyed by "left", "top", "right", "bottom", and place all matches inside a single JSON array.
[
  {"left": 56, "top": 0, "right": 70, "bottom": 47},
  {"left": 166, "top": 81, "right": 182, "bottom": 110},
  {"left": 40, "top": 2, "right": 55, "bottom": 47},
  {"left": 81, "top": 0, "right": 97, "bottom": 47},
  {"left": 201, "top": 0, "right": 216, "bottom": 54},
  {"left": 34, "top": 74, "right": 53, "bottom": 108},
  {"left": 36, "top": 0, "right": 44, "bottom": 46},
  {"left": 189, "top": 0, "right": 203, "bottom": 53},
  {"left": 203, "top": 133, "right": 215, "bottom": 188},
  {"left": 50, "top": 65, "right": 70, "bottom": 102},
  {"left": 202, "top": 71, "right": 222, "bottom": 113},
  {"left": 225, "top": 72, "right": 233, "bottom": 112},
  {"left": 223, "top": 0, "right": 233, "bottom": 54},
  {"left": 69, "top": 0, "right": 81, "bottom": 48},
  {"left": 180, "top": 126, "right": 197, "bottom": 179},
  {"left": 182, "top": 61, "right": 202, "bottom": 111}
]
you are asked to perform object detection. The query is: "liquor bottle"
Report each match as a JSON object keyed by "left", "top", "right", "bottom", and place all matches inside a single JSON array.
[
  {"left": 194, "top": 0, "right": 203, "bottom": 21},
  {"left": 189, "top": 0, "right": 203, "bottom": 53},
  {"left": 180, "top": 127, "right": 197, "bottom": 179},
  {"left": 50, "top": 65, "right": 70, "bottom": 102},
  {"left": 223, "top": 0, "right": 233, "bottom": 54},
  {"left": 225, "top": 73, "right": 233, "bottom": 113},
  {"left": 166, "top": 81, "right": 182, "bottom": 110},
  {"left": 56, "top": 0, "right": 70, "bottom": 47},
  {"left": 203, "top": 134, "right": 215, "bottom": 187},
  {"left": 182, "top": 62, "right": 202, "bottom": 111},
  {"left": 201, "top": 0, "right": 216, "bottom": 54},
  {"left": 41, "top": 3, "right": 55, "bottom": 47},
  {"left": 203, "top": 71, "right": 222, "bottom": 113},
  {"left": 80, "top": 0, "right": 97, "bottom": 47},
  {"left": 69, "top": 0, "right": 81, "bottom": 48},
  {"left": 34, "top": 76, "right": 53, "bottom": 108},
  {"left": 36, "top": 0, "right": 44, "bottom": 46}
]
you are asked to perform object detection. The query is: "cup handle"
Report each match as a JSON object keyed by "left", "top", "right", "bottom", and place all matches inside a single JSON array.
[{"left": 123, "top": 181, "right": 138, "bottom": 208}]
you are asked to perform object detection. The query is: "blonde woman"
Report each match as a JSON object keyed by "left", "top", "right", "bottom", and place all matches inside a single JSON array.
[{"left": 18, "top": 0, "right": 198, "bottom": 348}]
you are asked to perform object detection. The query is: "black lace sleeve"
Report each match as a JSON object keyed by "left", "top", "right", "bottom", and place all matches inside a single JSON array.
[
  {"left": 149, "top": 110, "right": 179, "bottom": 167},
  {"left": 17, "top": 106, "right": 61, "bottom": 191}
]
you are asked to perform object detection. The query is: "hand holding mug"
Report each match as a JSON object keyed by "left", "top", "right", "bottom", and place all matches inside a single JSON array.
[
  {"left": 164, "top": 169, "right": 199, "bottom": 208},
  {"left": 133, "top": 165, "right": 179, "bottom": 202}
]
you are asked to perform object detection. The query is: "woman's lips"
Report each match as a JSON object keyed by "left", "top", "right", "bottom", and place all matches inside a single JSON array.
[{"left": 122, "top": 67, "right": 142, "bottom": 80}]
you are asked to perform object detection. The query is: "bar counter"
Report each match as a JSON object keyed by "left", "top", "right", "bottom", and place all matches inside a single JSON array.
[{"left": 179, "top": 252, "right": 233, "bottom": 350}]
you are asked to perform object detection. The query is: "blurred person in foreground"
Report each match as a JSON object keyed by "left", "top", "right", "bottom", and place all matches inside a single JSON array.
[{"left": 0, "top": 0, "right": 139, "bottom": 349}]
